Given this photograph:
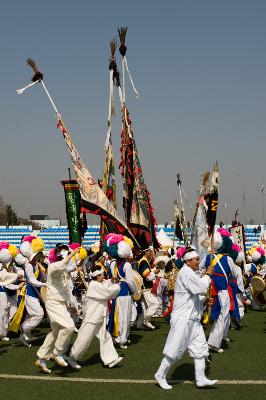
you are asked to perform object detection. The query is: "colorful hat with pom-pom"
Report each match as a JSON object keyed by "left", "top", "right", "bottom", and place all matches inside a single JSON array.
[
  {"left": 176, "top": 246, "right": 186, "bottom": 260},
  {"left": 20, "top": 236, "right": 44, "bottom": 260},
  {"left": 69, "top": 243, "right": 87, "bottom": 261},
  {"left": 230, "top": 243, "right": 245, "bottom": 264},
  {"left": 0, "top": 242, "right": 19, "bottom": 266},
  {"left": 212, "top": 231, "right": 223, "bottom": 252},
  {"left": 248, "top": 246, "right": 265, "bottom": 264},
  {"left": 103, "top": 233, "right": 133, "bottom": 259}
]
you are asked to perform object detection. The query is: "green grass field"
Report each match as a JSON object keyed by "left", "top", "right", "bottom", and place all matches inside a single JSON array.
[{"left": 0, "top": 309, "right": 265, "bottom": 400}]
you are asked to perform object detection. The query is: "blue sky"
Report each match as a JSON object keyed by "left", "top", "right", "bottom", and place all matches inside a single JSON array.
[{"left": 0, "top": 0, "right": 266, "bottom": 225}]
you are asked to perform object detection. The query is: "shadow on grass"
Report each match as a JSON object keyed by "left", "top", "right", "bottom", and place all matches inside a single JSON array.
[
  {"left": 170, "top": 362, "right": 195, "bottom": 382},
  {"left": 128, "top": 333, "right": 143, "bottom": 345}
]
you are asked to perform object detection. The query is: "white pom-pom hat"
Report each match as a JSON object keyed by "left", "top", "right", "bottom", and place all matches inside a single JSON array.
[
  {"left": 208, "top": 231, "right": 223, "bottom": 253},
  {"left": 117, "top": 241, "right": 132, "bottom": 259},
  {"left": 15, "top": 253, "right": 28, "bottom": 267},
  {"left": 0, "top": 242, "right": 19, "bottom": 266}
]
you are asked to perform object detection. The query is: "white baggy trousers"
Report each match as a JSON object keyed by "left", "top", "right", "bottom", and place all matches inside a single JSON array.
[
  {"left": 137, "top": 290, "right": 160, "bottom": 326},
  {"left": 70, "top": 320, "right": 119, "bottom": 365},
  {"left": 208, "top": 290, "right": 230, "bottom": 348},
  {"left": 37, "top": 299, "right": 75, "bottom": 359},
  {"left": 22, "top": 295, "right": 44, "bottom": 335}
]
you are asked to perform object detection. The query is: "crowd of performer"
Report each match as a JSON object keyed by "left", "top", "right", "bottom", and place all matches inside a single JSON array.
[{"left": 0, "top": 227, "right": 265, "bottom": 388}]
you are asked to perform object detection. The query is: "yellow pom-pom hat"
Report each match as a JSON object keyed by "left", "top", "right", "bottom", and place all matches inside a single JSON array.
[{"left": 20, "top": 236, "right": 45, "bottom": 261}]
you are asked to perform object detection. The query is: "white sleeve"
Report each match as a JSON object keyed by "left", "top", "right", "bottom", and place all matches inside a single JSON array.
[
  {"left": 227, "top": 257, "right": 238, "bottom": 279},
  {"left": 87, "top": 281, "right": 120, "bottom": 300},
  {"left": 124, "top": 262, "right": 138, "bottom": 294},
  {"left": 4, "top": 283, "right": 21, "bottom": 290},
  {"left": 67, "top": 261, "right": 77, "bottom": 273},
  {"left": 25, "top": 264, "right": 46, "bottom": 288},
  {"left": 145, "top": 271, "right": 156, "bottom": 281},
  {"left": 0, "top": 270, "right": 17, "bottom": 285},
  {"left": 183, "top": 268, "right": 211, "bottom": 295},
  {"left": 236, "top": 266, "right": 245, "bottom": 293},
  {"left": 110, "top": 260, "right": 116, "bottom": 277},
  {"left": 49, "top": 259, "right": 68, "bottom": 275}
]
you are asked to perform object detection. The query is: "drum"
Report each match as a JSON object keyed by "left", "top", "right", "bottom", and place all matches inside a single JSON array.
[
  {"left": 251, "top": 275, "right": 266, "bottom": 292},
  {"left": 132, "top": 270, "right": 143, "bottom": 302}
]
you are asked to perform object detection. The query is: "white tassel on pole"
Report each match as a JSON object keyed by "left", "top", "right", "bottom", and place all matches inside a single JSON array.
[
  {"left": 122, "top": 57, "right": 126, "bottom": 103},
  {"left": 16, "top": 80, "right": 40, "bottom": 94},
  {"left": 105, "top": 70, "right": 114, "bottom": 150},
  {"left": 124, "top": 56, "right": 140, "bottom": 98}
]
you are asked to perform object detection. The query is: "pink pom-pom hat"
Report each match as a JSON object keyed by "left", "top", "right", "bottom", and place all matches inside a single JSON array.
[{"left": 217, "top": 228, "right": 231, "bottom": 237}]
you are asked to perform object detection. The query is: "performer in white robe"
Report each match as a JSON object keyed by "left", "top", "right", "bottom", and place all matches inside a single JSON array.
[
  {"left": 137, "top": 247, "right": 159, "bottom": 329},
  {"left": 103, "top": 236, "right": 138, "bottom": 348},
  {"left": 155, "top": 248, "right": 218, "bottom": 389},
  {"left": 234, "top": 251, "right": 246, "bottom": 319},
  {"left": 0, "top": 243, "right": 22, "bottom": 341},
  {"left": 18, "top": 236, "right": 46, "bottom": 345},
  {"left": 199, "top": 231, "right": 238, "bottom": 353},
  {"left": 35, "top": 246, "right": 80, "bottom": 373},
  {"left": 69, "top": 264, "right": 122, "bottom": 369}
]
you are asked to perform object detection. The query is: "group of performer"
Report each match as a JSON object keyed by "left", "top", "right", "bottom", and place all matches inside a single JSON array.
[{"left": 0, "top": 227, "right": 265, "bottom": 389}]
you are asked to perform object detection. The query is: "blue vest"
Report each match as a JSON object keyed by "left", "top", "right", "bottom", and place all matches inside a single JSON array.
[
  {"left": 117, "top": 262, "right": 131, "bottom": 297},
  {"left": 206, "top": 254, "right": 231, "bottom": 290},
  {"left": 26, "top": 265, "right": 41, "bottom": 298}
]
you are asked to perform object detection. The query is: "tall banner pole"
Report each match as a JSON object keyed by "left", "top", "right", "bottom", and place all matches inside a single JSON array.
[{"left": 177, "top": 173, "right": 188, "bottom": 246}]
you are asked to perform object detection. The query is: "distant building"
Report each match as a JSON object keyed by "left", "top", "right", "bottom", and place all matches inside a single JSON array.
[{"left": 30, "top": 215, "right": 61, "bottom": 229}]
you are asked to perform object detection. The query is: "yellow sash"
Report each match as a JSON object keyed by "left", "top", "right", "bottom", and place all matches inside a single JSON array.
[
  {"left": 113, "top": 303, "right": 119, "bottom": 337},
  {"left": 9, "top": 267, "right": 40, "bottom": 333},
  {"left": 210, "top": 253, "right": 223, "bottom": 268}
]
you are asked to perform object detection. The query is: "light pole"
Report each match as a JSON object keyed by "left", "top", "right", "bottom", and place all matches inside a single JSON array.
[
  {"left": 242, "top": 189, "right": 247, "bottom": 226},
  {"left": 222, "top": 203, "right": 227, "bottom": 227},
  {"left": 262, "top": 185, "right": 265, "bottom": 225}
]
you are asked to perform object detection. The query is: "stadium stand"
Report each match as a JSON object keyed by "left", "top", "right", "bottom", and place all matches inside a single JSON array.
[{"left": 0, "top": 224, "right": 264, "bottom": 251}]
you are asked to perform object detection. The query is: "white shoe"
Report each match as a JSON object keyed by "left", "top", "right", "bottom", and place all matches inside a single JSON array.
[
  {"left": 74, "top": 327, "right": 78, "bottom": 333},
  {"left": 119, "top": 344, "right": 128, "bottom": 349},
  {"left": 52, "top": 354, "right": 68, "bottom": 367},
  {"left": 20, "top": 334, "right": 31, "bottom": 348},
  {"left": 208, "top": 345, "right": 224, "bottom": 353},
  {"left": 222, "top": 337, "right": 230, "bottom": 343},
  {"left": 66, "top": 356, "right": 81, "bottom": 370},
  {"left": 35, "top": 359, "right": 51, "bottom": 374},
  {"left": 108, "top": 356, "right": 123, "bottom": 368},
  {"left": 1, "top": 336, "right": 10, "bottom": 342},
  {"left": 143, "top": 320, "right": 156, "bottom": 330},
  {"left": 196, "top": 378, "right": 218, "bottom": 388},
  {"left": 154, "top": 373, "right": 172, "bottom": 390}
]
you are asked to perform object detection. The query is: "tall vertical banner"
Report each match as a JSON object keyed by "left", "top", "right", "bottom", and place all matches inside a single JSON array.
[
  {"left": 230, "top": 225, "right": 246, "bottom": 254},
  {"left": 61, "top": 180, "right": 82, "bottom": 244}
]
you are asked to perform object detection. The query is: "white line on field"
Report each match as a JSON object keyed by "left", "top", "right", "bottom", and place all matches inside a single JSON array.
[{"left": 0, "top": 374, "right": 265, "bottom": 384}]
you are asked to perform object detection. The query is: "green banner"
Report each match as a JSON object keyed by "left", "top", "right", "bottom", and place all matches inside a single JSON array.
[{"left": 61, "top": 180, "right": 82, "bottom": 244}]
